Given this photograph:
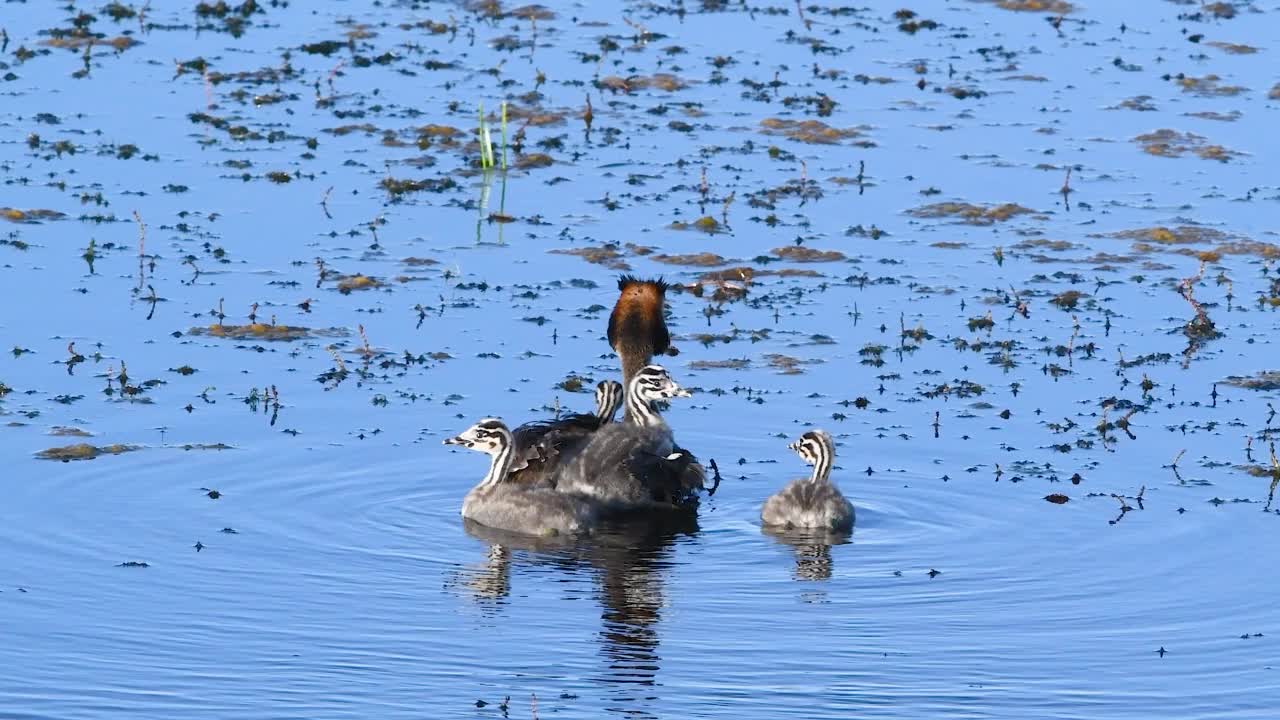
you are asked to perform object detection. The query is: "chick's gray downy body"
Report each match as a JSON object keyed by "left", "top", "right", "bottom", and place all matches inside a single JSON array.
[
  {"left": 445, "top": 418, "right": 597, "bottom": 536},
  {"left": 506, "top": 380, "right": 623, "bottom": 490},
  {"left": 555, "top": 366, "right": 701, "bottom": 510},
  {"left": 761, "top": 430, "right": 854, "bottom": 532}
]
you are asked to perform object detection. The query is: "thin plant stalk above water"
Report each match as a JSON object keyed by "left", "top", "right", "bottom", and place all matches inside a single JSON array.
[{"left": 476, "top": 101, "right": 508, "bottom": 172}]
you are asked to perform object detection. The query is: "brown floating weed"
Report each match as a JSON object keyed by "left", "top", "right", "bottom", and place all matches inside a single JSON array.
[
  {"left": 908, "top": 202, "right": 1035, "bottom": 225},
  {"left": 1133, "top": 129, "right": 1239, "bottom": 161},
  {"left": 668, "top": 216, "right": 724, "bottom": 234},
  {"left": 759, "top": 118, "right": 866, "bottom": 145},
  {"left": 36, "top": 443, "right": 138, "bottom": 461},
  {"left": 771, "top": 246, "right": 846, "bottom": 262},
  {"left": 336, "top": 274, "right": 384, "bottom": 293},
  {"left": 549, "top": 245, "right": 630, "bottom": 270},
  {"left": 991, "top": 0, "right": 1074, "bottom": 12},
  {"left": 1205, "top": 42, "right": 1257, "bottom": 55},
  {"left": 190, "top": 323, "right": 314, "bottom": 341},
  {"left": 650, "top": 252, "right": 729, "bottom": 267},
  {"left": 1175, "top": 74, "right": 1246, "bottom": 97}
]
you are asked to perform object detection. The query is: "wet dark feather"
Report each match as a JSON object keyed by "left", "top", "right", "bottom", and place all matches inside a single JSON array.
[
  {"left": 507, "top": 412, "right": 606, "bottom": 488},
  {"left": 623, "top": 446, "right": 704, "bottom": 507}
]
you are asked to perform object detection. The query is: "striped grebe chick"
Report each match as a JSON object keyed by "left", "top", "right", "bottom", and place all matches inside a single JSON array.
[
  {"left": 760, "top": 430, "right": 854, "bottom": 532},
  {"left": 507, "top": 380, "right": 624, "bottom": 489},
  {"left": 445, "top": 418, "right": 597, "bottom": 536},
  {"left": 554, "top": 365, "right": 703, "bottom": 510}
]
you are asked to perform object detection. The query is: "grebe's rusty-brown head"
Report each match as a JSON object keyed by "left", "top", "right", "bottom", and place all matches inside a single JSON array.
[{"left": 607, "top": 275, "right": 672, "bottom": 387}]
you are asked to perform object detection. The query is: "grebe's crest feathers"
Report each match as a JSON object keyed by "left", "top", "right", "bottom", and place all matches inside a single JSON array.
[{"left": 616, "top": 274, "right": 669, "bottom": 294}]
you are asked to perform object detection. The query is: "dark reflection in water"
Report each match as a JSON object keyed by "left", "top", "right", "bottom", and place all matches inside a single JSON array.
[
  {"left": 457, "top": 512, "right": 698, "bottom": 717},
  {"left": 449, "top": 539, "right": 513, "bottom": 610},
  {"left": 762, "top": 527, "right": 852, "bottom": 582},
  {"left": 451, "top": 520, "right": 581, "bottom": 609},
  {"left": 590, "top": 511, "right": 697, "bottom": 717}
]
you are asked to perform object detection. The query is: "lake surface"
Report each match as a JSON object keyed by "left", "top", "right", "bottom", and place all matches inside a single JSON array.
[{"left": 2, "top": 0, "right": 1278, "bottom": 717}]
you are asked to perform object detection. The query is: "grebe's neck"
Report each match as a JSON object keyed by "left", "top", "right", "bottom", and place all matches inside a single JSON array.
[
  {"left": 625, "top": 380, "right": 661, "bottom": 428},
  {"left": 478, "top": 439, "right": 514, "bottom": 490},
  {"left": 809, "top": 440, "right": 833, "bottom": 484}
]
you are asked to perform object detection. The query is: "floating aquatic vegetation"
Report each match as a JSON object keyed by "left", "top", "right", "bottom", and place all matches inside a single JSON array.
[
  {"left": 668, "top": 216, "right": 723, "bottom": 234},
  {"left": 514, "top": 153, "right": 553, "bottom": 170},
  {"left": 598, "top": 74, "right": 687, "bottom": 94},
  {"left": 300, "top": 40, "right": 347, "bottom": 56},
  {"left": 1200, "top": 2, "right": 1236, "bottom": 18},
  {"left": 689, "top": 358, "right": 750, "bottom": 370},
  {"left": 36, "top": 443, "right": 138, "bottom": 461},
  {"left": 195, "top": 1, "right": 262, "bottom": 19},
  {"left": 1049, "top": 290, "right": 1087, "bottom": 311},
  {"left": 697, "top": 267, "right": 757, "bottom": 284},
  {"left": 1206, "top": 42, "right": 1257, "bottom": 55},
  {"left": 941, "top": 85, "right": 987, "bottom": 100},
  {"left": 986, "top": 0, "right": 1075, "bottom": 12},
  {"left": 1221, "top": 372, "right": 1280, "bottom": 391},
  {"left": 500, "top": 104, "right": 568, "bottom": 127},
  {"left": 650, "top": 252, "right": 729, "bottom": 267},
  {"left": 1014, "top": 238, "right": 1078, "bottom": 252},
  {"left": 771, "top": 247, "right": 846, "bottom": 263},
  {"left": 380, "top": 176, "right": 458, "bottom": 196},
  {"left": 1116, "top": 96, "right": 1158, "bottom": 112},
  {"left": 49, "top": 426, "right": 92, "bottom": 437},
  {"left": 41, "top": 36, "right": 139, "bottom": 51},
  {"left": 1133, "top": 129, "right": 1240, "bottom": 161},
  {"left": 188, "top": 323, "right": 320, "bottom": 341},
  {"left": 1, "top": 208, "right": 66, "bottom": 223},
  {"left": 1110, "top": 225, "right": 1233, "bottom": 248},
  {"left": 921, "top": 380, "right": 986, "bottom": 399},
  {"left": 549, "top": 245, "right": 629, "bottom": 270},
  {"left": 398, "top": 18, "right": 454, "bottom": 33},
  {"left": 1184, "top": 110, "right": 1242, "bottom": 122},
  {"left": 765, "top": 354, "right": 821, "bottom": 375},
  {"left": 1175, "top": 74, "right": 1246, "bottom": 97},
  {"left": 1213, "top": 241, "right": 1280, "bottom": 260},
  {"left": 781, "top": 93, "right": 837, "bottom": 117},
  {"left": 895, "top": 10, "right": 940, "bottom": 34},
  {"left": 907, "top": 202, "right": 1035, "bottom": 225},
  {"left": 182, "top": 443, "right": 234, "bottom": 451},
  {"left": 759, "top": 118, "right": 865, "bottom": 145},
  {"left": 415, "top": 124, "right": 464, "bottom": 145},
  {"left": 968, "top": 314, "right": 995, "bottom": 332},
  {"left": 556, "top": 374, "right": 592, "bottom": 392},
  {"left": 335, "top": 275, "right": 383, "bottom": 293}
]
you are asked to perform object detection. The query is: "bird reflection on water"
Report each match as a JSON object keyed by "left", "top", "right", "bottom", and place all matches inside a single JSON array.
[
  {"left": 455, "top": 510, "right": 698, "bottom": 716},
  {"left": 762, "top": 527, "right": 852, "bottom": 583}
]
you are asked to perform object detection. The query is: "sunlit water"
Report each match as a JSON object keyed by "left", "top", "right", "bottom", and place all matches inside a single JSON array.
[{"left": 1, "top": 0, "right": 1278, "bottom": 717}]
